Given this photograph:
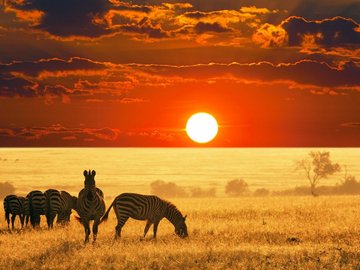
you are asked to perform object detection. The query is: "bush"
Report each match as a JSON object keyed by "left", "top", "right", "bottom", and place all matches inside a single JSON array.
[
  {"left": 225, "top": 179, "right": 249, "bottom": 196},
  {"left": 253, "top": 188, "right": 270, "bottom": 197},
  {"left": 0, "top": 182, "right": 16, "bottom": 199},
  {"left": 150, "top": 180, "right": 188, "bottom": 197},
  {"left": 190, "top": 187, "right": 216, "bottom": 198}
]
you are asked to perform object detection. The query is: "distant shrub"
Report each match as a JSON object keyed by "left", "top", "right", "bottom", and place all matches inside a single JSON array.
[
  {"left": 225, "top": 179, "right": 249, "bottom": 196},
  {"left": 253, "top": 188, "right": 270, "bottom": 197},
  {"left": 0, "top": 182, "right": 16, "bottom": 199},
  {"left": 190, "top": 187, "right": 216, "bottom": 198},
  {"left": 334, "top": 175, "right": 360, "bottom": 195},
  {"left": 150, "top": 180, "right": 188, "bottom": 197}
]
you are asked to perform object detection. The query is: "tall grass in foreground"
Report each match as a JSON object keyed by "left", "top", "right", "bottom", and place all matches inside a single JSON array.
[{"left": 0, "top": 196, "right": 360, "bottom": 269}]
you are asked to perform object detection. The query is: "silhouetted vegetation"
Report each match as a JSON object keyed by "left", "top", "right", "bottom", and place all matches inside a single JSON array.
[
  {"left": 190, "top": 187, "right": 216, "bottom": 198},
  {"left": 273, "top": 176, "right": 360, "bottom": 196},
  {"left": 253, "top": 188, "right": 270, "bottom": 197},
  {"left": 296, "top": 151, "right": 341, "bottom": 196},
  {"left": 0, "top": 182, "right": 15, "bottom": 199},
  {"left": 150, "top": 180, "right": 188, "bottom": 197},
  {"left": 225, "top": 179, "right": 249, "bottom": 196}
]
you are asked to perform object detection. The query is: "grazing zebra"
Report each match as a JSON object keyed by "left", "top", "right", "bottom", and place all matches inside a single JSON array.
[
  {"left": 44, "top": 189, "right": 62, "bottom": 229},
  {"left": 76, "top": 170, "right": 105, "bottom": 243},
  {"left": 3, "top": 195, "right": 26, "bottom": 230},
  {"left": 57, "top": 191, "right": 77, "bottom": 225},
  {"left": 100, "top": 193, "right": 188, "bottom": 239},
  {"left": 27, "top": 190, "right": 46, "bottom": 228}
]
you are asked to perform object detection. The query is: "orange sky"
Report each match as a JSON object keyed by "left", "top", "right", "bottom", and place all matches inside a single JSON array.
[{"left": 0, "top": 0, "right": 359, "bottom": 146}]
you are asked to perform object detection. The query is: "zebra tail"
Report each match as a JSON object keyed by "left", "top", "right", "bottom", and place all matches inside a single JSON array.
[{"left": 100, "top": 199, "right": 115, "bottom": 224}]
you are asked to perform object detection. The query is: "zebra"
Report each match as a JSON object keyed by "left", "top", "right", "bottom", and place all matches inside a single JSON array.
[
  {"left": 44, "top": 189, "right": 62, "bottom": 229},
  {"left": 76, "top": 170, "right": 105, "bottom": 243},
  {"left": 27, "top": 190, "right": 46, "bottom": 228},
  {"left": 22, "top": 197, "right": 30, "bottom": 227},
  {"left": 57, "top": 190, "right": 77, "bottom": 225},
  {"left": 100, "top": 193, "right": 188, "bottom": 239},
  {"left": 3, "top": 195, "right": 26, "bottom": 230}
]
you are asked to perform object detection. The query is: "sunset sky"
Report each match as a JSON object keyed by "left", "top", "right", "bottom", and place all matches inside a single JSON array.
[{"left": 0, "top": 0, "right": 359, "bottom": 146}]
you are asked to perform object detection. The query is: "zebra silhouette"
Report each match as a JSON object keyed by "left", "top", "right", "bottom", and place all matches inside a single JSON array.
[
  {"left": 3, "top": 195, "right": 26, "bottom": 230},
  {"left": 76, "top": 170, "right": 105, "bottom": 243},
  {"left": 44, "top": 189, "right": 62, "bottom": 229},
  {"left": 27, "top": 190, "right": 46, "bottom": 228},
  {"left": 100, "top": 193, "right": 188, "bottom": 239},
  {"left": 57, "top": 191, "right": 77, "bottom": 225}
]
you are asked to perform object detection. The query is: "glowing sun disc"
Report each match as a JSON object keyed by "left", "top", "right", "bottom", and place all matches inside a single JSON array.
[{"left": 186, "top": 112, "right": 218, "bottom": 143}]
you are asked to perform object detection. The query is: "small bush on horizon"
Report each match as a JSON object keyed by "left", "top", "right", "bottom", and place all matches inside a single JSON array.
[{"left": 225, "top": 179, "right": 249, "bottom": 197}]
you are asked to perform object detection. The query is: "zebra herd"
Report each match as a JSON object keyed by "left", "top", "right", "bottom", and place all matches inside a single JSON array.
[
  {"left": 3, "top": 190, "right": 76, "bottom": 230},
  {"left": 3, "top": 169, "right": 188, "bottom": 243}
]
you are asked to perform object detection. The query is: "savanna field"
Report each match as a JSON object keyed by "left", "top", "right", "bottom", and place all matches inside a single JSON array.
[{"left": 1, "top": 196, "right": 360, "bottom": 270}]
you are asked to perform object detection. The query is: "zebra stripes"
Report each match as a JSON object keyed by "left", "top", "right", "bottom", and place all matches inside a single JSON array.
[
  {"left": 100, "top": 193, "right": 188, "bottom": 239},
  {"left": 27, "top": 190, "right": 46, "bottom": 228},
  {"left": 44, "top": 189, "right": 62, "bottom": 229},
  {"left": 76, "top": 170, "right": 105, "bottom": 243},
  {"left": 57, "top": 190, "right": 77, "bottom": 225},
  {"left": 3, "top": 195, "right": 26, "bottom": 230}
]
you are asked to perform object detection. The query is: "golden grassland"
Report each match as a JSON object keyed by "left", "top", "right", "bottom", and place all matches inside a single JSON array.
[{"left": 1, "top": 196, "right": 360, "bottom": 270}]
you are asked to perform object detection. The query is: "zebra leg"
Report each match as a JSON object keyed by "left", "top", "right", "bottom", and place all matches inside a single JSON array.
[
  {"left": 115, "top": 216, "right": 128, "bottom": 240},
  {"left": 143, "top": 220, "right": 152, "bottom": 238},
  {"left": 11, "top": 214, "right": 16, "bottom": 230},
  {"left": 25, "top": 215, "right": 30, "bottom": 227},
  {"left": 20, "top": 214, "right": 25, "bottom": 228},
  {"left": 83, "top": 220, "right": 91, "bottom": 243},
  {"left": 92, "top": 218, "right": 100, "bottom": 243},
  {"left": 5, "top": 211, "right": 10, "bottom": 230},
  {"left": 153, "top": 221, "right": 160, "bottom": 238}
]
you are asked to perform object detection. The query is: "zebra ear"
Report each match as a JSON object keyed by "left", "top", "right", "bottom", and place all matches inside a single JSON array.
[
  {"left": 83, "top": 170, "right": 88, "bottom": 177},
  {"left": 92, "top": 170, "right": 96, "bottom": 176},
  {"left": 183, "top": 215, "right": 187, "bottom": 221}
]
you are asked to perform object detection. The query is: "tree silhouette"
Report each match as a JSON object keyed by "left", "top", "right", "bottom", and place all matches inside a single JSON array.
[
  {"left": 225, "top": 179, "right": 249, "bottom": 196},
  {"left": 296, "top": 151, "right": 340, "bottom": 196},
  {"left": 0, "top": 182, "right": 15, "bottom": 199}
]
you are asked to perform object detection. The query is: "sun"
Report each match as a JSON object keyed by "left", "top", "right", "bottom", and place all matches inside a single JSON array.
[{"left": 186, "top": 112, "right": 218, "bottom": 143}]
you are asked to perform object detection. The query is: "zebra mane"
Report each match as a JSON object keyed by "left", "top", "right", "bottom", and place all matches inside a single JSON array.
[{"left": 163, "top": 199, "right": 182, "bottom": 216}]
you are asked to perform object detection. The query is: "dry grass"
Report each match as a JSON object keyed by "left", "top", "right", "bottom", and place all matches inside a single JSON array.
[{"left": 1, "top": 196, "right": 360, "bottom": 269}]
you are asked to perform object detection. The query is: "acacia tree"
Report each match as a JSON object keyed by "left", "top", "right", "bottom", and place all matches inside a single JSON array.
[{"left": 296, "top": 151, "right": 341, "bottom": 196}]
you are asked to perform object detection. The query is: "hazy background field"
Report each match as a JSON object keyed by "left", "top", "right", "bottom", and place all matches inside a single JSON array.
[
  {"left": 0, "top": 148, "right": 359, "bottom": 197},
  {"left": 1, "top": 197, "right": 360, "bottom": 269}
]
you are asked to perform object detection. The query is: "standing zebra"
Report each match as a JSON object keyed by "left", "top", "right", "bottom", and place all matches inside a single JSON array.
[
  {"left": 3, "top": 195, "right": 26, "bottom": 230},
  {"left": 27, "top": 190, "right": 46, "bottom": 228},
  {"left": 76, "top": 170, "right": 105, "bottom": 243},
  {"left": 100, "top": 193, "right": 188, "bottom": 239},
  {"left": 44, "top": 189, "right": 62, "bottom": 229},
  {"left": 57, "top": 191, "right": 77, "bottom": 225}
]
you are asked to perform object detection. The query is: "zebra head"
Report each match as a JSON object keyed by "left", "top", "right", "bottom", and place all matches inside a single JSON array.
[
  {"left": 84, "top": 170, "right": 96, "bottom": 188},
  {"left": 175, "top": 215, "right": 188, "bottom": 238}
]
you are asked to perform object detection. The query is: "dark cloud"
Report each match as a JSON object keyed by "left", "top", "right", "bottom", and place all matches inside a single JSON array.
[
  {"left": 282, "top": 16, "right": 360, "bottom": 47},
  {"left": 119, "top": 19, "right": 169, "bottom": 39},
  {"left": 0, "top": 125, "right": 121, "bottom": 141},
  {"left": 0, "top": 57, "right": 106, "bottom": 77},
  {"left": 136, "top": 60, "right": 360, "bottom": 87},
  {"left": 194, "top": 22, "right": 231, "bottom": 34},
  {"left": 254, "top": 16, "right": 360, "bottom": 53},
  {"left": 340, "top": 122, "right": 360, "bottom": 128},
  {"left": 7, "top": 0, "right": 113, "bottom": 38},
  {"left": 0, "top": 73, "right": 36, "bottom": 97}
]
